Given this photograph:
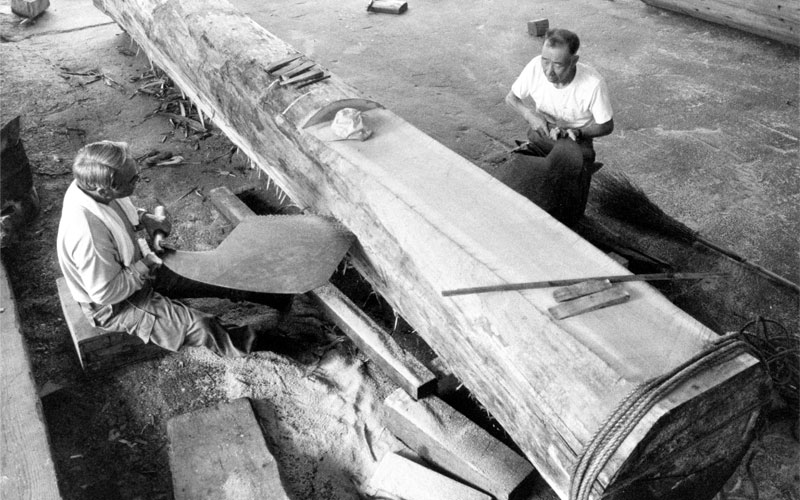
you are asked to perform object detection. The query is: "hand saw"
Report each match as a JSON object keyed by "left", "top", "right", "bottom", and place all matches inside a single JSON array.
[{"left": 160, "top": 214, "right": 355, "bottom": 293}]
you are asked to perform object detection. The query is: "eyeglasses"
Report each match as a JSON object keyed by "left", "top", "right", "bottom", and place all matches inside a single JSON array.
[{"left": 111, "top": 171, "right": 140, "bottom": 190}]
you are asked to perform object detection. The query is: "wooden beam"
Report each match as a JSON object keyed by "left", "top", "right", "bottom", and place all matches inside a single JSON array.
[
  {"left": 640, "top": 0, "right": 799, "bottom": 46},
  {"left": 208, "top": 186, "right": 436, "bottom": 399},
  {"left": 384, "top": 389, "right": 536, "bottom": 500},
  {"left": 0, "top": 262, "right": 61, "bottom": 500},
  {"left": 368, "top": 452, "right": 491, "bottom": 500},
  {"left": 167, "top": 398, "right": 289, "bottom": 500},
  {"left": 93, "top": 1, "right": 770, "bottom": 498}
]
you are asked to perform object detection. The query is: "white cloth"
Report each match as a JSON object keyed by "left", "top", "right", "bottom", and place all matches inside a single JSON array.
[{"left": 511, "top": 56, "right": 613, "bottom": 129}]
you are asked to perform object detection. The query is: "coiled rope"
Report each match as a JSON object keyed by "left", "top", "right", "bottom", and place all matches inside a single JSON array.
[{"left": 569, "top": 334, "right": 766, "bottom": 500}]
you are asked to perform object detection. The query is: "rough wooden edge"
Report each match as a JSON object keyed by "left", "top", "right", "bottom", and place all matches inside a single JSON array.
[
  {"left": 0, "top": 262, "right": 62, "bottom": 500},
  {"left": 384, "top": 388, "right": 536, "bottom": 500}
]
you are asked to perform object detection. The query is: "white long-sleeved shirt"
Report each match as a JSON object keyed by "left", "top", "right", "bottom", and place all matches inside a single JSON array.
[{"left": 57, "top": 182, "right": 150, "bottom": 305}]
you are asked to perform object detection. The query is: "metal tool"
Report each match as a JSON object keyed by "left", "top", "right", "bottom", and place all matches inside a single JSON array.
[
  {"left": 441, "top": 272, "right": 725, "bottom": 297},
  {"left": 161, "top": 214, "right": 355, "bottom": 293}
]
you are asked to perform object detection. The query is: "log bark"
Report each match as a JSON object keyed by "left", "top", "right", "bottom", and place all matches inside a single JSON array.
[
  {"left": 92, "top": 1, "right": 770, "bottom": 498},
  {"left": 641, "top": 0, "right": 799, "bottom": 46}
]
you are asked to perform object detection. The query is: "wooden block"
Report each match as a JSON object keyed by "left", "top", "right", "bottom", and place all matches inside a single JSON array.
[
  {"left": 167, "top": 398, "right": 289, "bottom": 500},
  {"left": 280, "top": 68, "right": 324, "bottom": 86},
  {"left": 269, "top": 57, "right": 307, "bottom": 77},
  {"left": 312, "top": 284, "right": 437, "bottom": 400},
  {"left": 548, "top": 285, "right": 630, "bottom": 320},
  {"left": 527, "top": 18, "right": 548, "bottom": 36},
  {"left": 208, "top": 185, "right": 436, "bottom": 399},
  {"left": 384, "top": 389, "right": 535, "bottom": 500},
  {"left": 11, "top": 0, "right": 49, "bottom": 18},
  {"left": 367, "top": 0, "right": 408, "bottom": 14},
  {"left": 1, "top": 262, "right": 61, "bottom": 500},
  {"left": 369, "top": 452, "right": 491, "bottom": 500},
  {"left": 552, "top": 279, "right": 612, "bottom": 303},
  {"left": 56, "top": 278, "right": 162, "bottom": 372},
  {"left": 208, "top": 187, "right": 257, "bottom": 224},
  {"left": 264, "top": 54, "right": 302, "bottom": 74},
  {"left": 280, "top": 60, "right": 316, "bottom": 80}
]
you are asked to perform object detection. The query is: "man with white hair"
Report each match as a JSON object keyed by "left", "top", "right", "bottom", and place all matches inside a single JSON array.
[{"left": 57, "top": 140, "right": 292, "bottom": 358}]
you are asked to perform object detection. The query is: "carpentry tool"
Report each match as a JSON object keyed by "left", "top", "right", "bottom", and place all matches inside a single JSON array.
[
  {"left": 160, "top": 214, "right": 355, "bottom": 293},
  {"left": 281, "top": 69, "right": 325, "bottom": 87},
  {"left": 281, "top": 60, "right": 316, "bottom": 80},
  {"left": 264, "top": 54, "right": 303, "bottom": 74},
  {"left": 441, "top": 272, "right": 724, "bottom": 297}
]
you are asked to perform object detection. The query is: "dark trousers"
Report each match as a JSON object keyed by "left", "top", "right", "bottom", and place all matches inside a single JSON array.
[
  {"left": 492, "top": 136, "right": 597, "bottom": 227},
  {"left": 153, "top": 265, "right": 294, "bottom": 314}
]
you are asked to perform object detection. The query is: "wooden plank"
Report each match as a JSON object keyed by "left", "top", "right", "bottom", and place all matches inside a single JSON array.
[
  {"left": 208, "top": 186, "right": 257, "bottom": 224},
  {"left": 548, "top": 286, "right": 631, "bottom": 320},
  {"left": 553, "top": 279, "right": 613, "bottom": 303},
  {"left": 384, "top": 389, "right": 536, "bottom": 500},
  {"left": 641, "top": 0, "right": 799, "bottom": 46},
  {"left": 167, "top": 398, "right": 289, "bottom": 500},
  {"left": 92, "top": 1, "right": 770, "bottom": 497},
  {"left": 208, "top": 185, "right": 437, "bottom": 399},
  {"left": 0, "top": 262, "right": 61, "bottom": 500},
  {"left": 368, "top": 452, "right": 491, "bottom": 500},
  {"left": 312, "top": 284, "right": 437, "bottom": 399}
]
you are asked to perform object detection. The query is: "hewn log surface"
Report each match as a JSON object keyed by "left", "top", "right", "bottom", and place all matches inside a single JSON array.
[
  {"left": 641, "top": 0, "right": 799, "bottom": 46},
  {"left": 92, "top": 0, "right": 770, "bottom": 498}
]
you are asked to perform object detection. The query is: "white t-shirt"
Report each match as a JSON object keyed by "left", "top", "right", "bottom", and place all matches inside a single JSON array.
[{"left": 511, "top": 55, "right": 613, "bottom": 129}]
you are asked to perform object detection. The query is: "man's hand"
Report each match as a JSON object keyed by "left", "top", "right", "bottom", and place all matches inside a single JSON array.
[
  {"left": 140, "top": 206, "right": 171, "bottom": 251},
  {"left": 525, "top": 111, "right": 550, "bottom": 138},
  {"left": 137, "top": 238, "right": 163, "bottom": 269}
]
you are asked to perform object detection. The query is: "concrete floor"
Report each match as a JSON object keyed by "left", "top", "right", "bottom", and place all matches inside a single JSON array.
[{"left": 234, "top": 0, "right": 799, "bottom": 285}]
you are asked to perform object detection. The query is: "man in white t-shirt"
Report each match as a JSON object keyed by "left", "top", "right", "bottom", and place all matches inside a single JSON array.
[{"left": 503, "top": 28, "right": 614, "bottom": 225}]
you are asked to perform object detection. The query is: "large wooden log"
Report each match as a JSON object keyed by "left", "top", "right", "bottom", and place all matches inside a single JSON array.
[
  {"left": 92, "top": 1, "right": 770, "bottom": 498},
  {"left": 641, "top": 0, "right": 799, "bottom": 46}
]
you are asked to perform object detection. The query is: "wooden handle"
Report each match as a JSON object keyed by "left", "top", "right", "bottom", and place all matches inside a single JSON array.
[{"left": 152, "top": 205, "right": 166, "bottom": 252}]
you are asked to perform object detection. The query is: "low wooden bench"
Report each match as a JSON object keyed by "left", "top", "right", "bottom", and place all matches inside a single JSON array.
[{"left": 56, "top": 278, "right": 163, "bottom": 373}]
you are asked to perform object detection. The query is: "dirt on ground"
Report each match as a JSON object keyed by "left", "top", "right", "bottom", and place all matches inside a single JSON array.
[{"left": 1, "top": 1, "right": 798, "bottom": 500}]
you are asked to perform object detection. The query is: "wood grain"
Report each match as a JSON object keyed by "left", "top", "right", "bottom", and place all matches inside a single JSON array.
[
  {"left": 0, "top": 262, "right": 61, "bottom": 500},
  {"left": 641, "top": 0, "right": 799, "bottom": 46}
]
